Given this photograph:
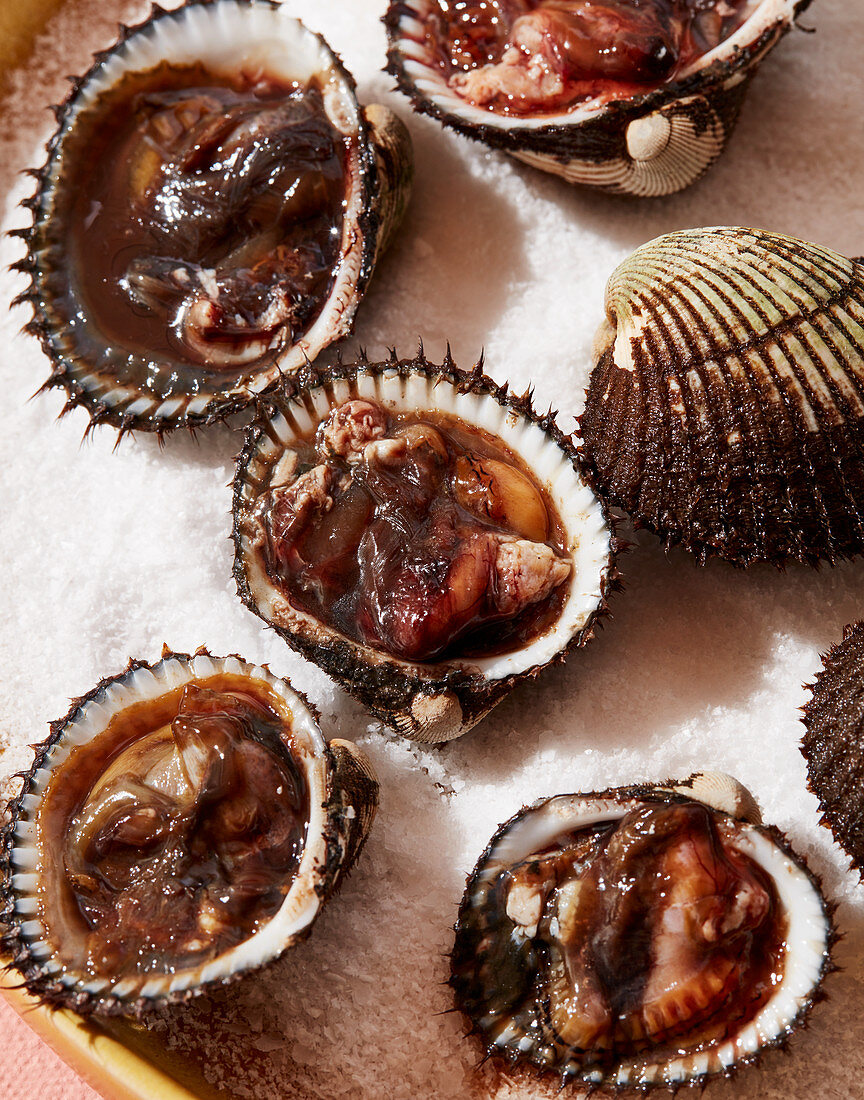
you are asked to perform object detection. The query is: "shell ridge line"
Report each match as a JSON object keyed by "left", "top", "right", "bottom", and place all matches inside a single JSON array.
[
  {"left": 694, "top": 348, "right": 776, "bottom": 554},
  {"left": 631, "top": 327, "right": 686, "bottom": 533},
  {"left": 662, "top": 257, "right": 762, "bottom": 366},
  {"left": 750, "top": 336, "right": 845, "bottom": 558},
  {"left": 673, "top": 353, "right": 752, "bottom": 542},
  {"left": 820, "top": 298, "right": 864, "bottom": 411},
  {"left": 621, "top": 273, "right": 864, "bottom": 384},
  {"left": 728, "top": 341, "right": 818, "bottom": 553}
]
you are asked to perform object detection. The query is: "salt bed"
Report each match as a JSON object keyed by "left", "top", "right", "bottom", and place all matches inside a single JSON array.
[{"left": 1, "top": 0, "right": 863, "bottom": 1098}]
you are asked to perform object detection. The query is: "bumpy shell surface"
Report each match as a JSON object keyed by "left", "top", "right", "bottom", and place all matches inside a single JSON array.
[
  {"left": 15, "top": 0, "right": 412, "bottom": 436},
  {"left": 385, "top": 0, "right": 812, "bottom": 197},
  {"left": 232, "top": 350, "right": 617, "bottom": 743},
  {"left": 451, "top": 774, "right": 834, "bottom": 1092},
  {"left": 579, "top": 226, "right": 864, "bottom": 566},
  {"left": 0, "top": 649, "right": 379, "bottom": 1016},
  {"left": 801, "top": 621, "right": 864, "bottom": 876}
]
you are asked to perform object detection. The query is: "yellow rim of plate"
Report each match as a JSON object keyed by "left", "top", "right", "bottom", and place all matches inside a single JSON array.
[{"left": 1, "top": 965, "right": 237, "bottom": 1100}]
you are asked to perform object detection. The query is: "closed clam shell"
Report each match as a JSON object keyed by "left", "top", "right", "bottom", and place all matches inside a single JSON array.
[
  {"left": 801, "top": 621, "right": 864, "bottom": 876},
  {"left": 15, "top": 0, "right": 412, "bottom": 435},
  {"left": 0, "top": 649, "right": 378, "bottom": 1016},
  {"left": 232, "top": 351, "right": 616, "bottom": 743},
  {"left": 385, "top": 0, "right": 812, "bottom": 197},
  {"left": 579, "top": 226, "right": 864, "bottom": 566}
]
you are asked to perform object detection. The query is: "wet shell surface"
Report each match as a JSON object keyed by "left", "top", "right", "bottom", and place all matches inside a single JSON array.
[
  {"left": 385, "top": 0, "right": 811, "bottom": 197},
  {"left": 801, "top": 621, "right": 864, "bottom": 876},
  {"left": 0, "top": 649, "right": 378, "bottom": 1016},
  {"left": 450, "top": 773, "right": 834, "bottom": 1092},
  {"left": 15, "top": 0, "right": 412, "bottom": 435},
  {"left": 232, "top": 351, "right": 616, "bottom": 743},
  {"left": 579, "top": 226, "right": 864, "bottom": 566}
]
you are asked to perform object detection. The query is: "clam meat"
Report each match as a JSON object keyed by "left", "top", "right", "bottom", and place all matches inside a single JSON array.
[
  {"left": 63, "top": 67, "right": 348, "bottom": 375},
  {"left": 450, "top": 775, "right": 833, "bottom": 1089},
  {"left": 19, "top": 1, "right": 412, "bottom": 432},
  {"left": 386, "top": 0, "right": 813, "bottom": 195},
  {"left": 425, "top": 0, "right": 750, "bottom": 116},
  {"left": 233, "top": 353, "right": 615, "bottom": 742},
  {"left": 257, "top": 396, "right": 571, "bottom": 662},
  {"left": 1, "top": 650, "right": 378, "bottom": 1014}
]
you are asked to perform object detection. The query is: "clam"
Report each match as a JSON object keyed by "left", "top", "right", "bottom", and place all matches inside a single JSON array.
[
  {"left": 801, "top": 620, "right": 864, "bottom": 876},
  {"left": 232, "top": 350, "right": 616, "bottom": 743},
  {"left": 579, "top": 226, "right": 864, "bottom": 566},
  {"left": 0, "top": 649, "right": 378, "bottom": 1015},
  {"left": 450, "top": 773, "right": 834, "bottom": 1090},
  {"left": 14, "top": 0, "right": 412, "bottom": 435},
  {"left": 385, "top": 0, "right": 812, "bottom": 196}
]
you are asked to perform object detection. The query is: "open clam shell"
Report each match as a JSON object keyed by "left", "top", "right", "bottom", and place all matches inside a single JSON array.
[
  {"left": 15, "top": 0, "right": 412, "bottom": 436},
  {"left": 385, "top": 0, "right": 811, "bottom": 197},
  {"left": 579, "top": 226, "right": 864, "bottom": 566},
  {"left": 451, "top": 773, "right": 834, "bottom": 1091},
  {"left": 801, "top": 621, "right": 864, "bottom": 876},
  {"left": 232, "top": 351, "right": 616, "bottom": 743},
  {"left": 0, "top": 649, "right": 378, "bottom": 1016}
]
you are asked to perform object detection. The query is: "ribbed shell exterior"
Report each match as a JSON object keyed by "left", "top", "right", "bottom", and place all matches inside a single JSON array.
[
  {"left": 450, "top": 777, "right": 835, "bottom": 1093},
  {"left": 385, "top": 0, "right": 812, "bottom": 197},
  {"left": 0, "top": 649, "right": 379, "bottom": 1016},
  {"left": 579, "top": 226, "right": 864, "bottom": 566},
  {"left": 801, "top": 621, "right": 864, "bottom": 876},
  {"left": 232, "top": 351, "right": 617, "bottom": 743},
  {"left": 14, "top": 0, "right": 412, "bottom": 437}
]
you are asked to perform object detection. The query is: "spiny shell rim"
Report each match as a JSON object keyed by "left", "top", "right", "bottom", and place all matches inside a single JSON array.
[
  {"left": 232, "top": 352, "right": 615, "bottom": 687},
  {"left": 2, "top": 649, "right": 344, "bottom": 1013},
  {"left": 451, "top": 781, "right": 834, "bottom": 1091},
  {"left": 22, "top": 0, "right": 380, "bottom": 433},
  {"left": 384, "top": 0, "right": 805, "bottom": 138}
]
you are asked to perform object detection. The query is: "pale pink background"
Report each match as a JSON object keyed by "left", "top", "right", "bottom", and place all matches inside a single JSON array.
[{"left": 0, "top": 996, "right": 100, "bottom": 1100}]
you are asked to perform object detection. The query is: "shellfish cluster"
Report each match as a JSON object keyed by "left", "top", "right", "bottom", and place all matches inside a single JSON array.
[{"left": 2, "top": 0, "right": 861, "bottom": 1096}]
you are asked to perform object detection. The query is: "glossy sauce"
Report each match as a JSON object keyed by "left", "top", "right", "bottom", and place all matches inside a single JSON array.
[
  {"left": 38, "top": 674, "right": 309, "bottom": 980},
  {"left": 51, "top": 63, "right": 346, "bottom": 380},
  {"left": 427, "top": 0, "right": 751, "bottom": 115},
  {"left": 502, "top": 802, "right": 785, "bottom": 1062},
  {"left": 258, "top": 402, "right": 571, "bottom": 663}
]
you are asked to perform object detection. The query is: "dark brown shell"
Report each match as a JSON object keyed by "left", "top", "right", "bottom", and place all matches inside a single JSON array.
[
  {"left": 801, "top": 621, "right": 864, "bottom": 876},
  {"left": 0, "top": 647, "right": 378, "bottom": 1016},
  {"left": 384, "top": 0, "right": 814, "bottom": 197},
  {"left": 13, "top": 0, "right": 411, "bottom": 438},
  {"left": 232, "top": 348, "right": 618, "bottom": 743},
  {"left": 451, "top": 777, "right": 836, "bottom": 1093},
  {"left": 579, "top": 227, "right": 864, "bottom": 567}
]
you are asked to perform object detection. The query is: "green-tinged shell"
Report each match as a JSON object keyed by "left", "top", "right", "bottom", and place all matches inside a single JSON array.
[
  {"left": 0, "top": 648, "right": 378, "bottom": 1016},
  {"left": 232, "top": 349, "right": 617, "bottom": 743},
  {"left": 385, "top": 0, "right": 812, "bottom": 197},
  {"left": 801, "top": 621, "right": 864, "bottom": 876},
  {"left": 451, "top": 774, "right": 835, "bottom": 1093},
  {"left": 15, "top": 0, "right": 412, "bottom": 437},
  {"left": 579, "top": 226, "right": 864, "bottom": 566}
]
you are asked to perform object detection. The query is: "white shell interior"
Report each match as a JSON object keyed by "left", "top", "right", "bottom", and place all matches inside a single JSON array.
[
  {"left": 36, "top": 0, "right": 369, "bottom": 422},
  {"left": 238, "top": 367, "right": 613, "bottom": 682},
  {"left": 391, "top": 0, "right": 793, "bottom": 131},
  {"left": 476, "top": 792, "right": 830, "bottom": 1086},
  {"left": 9, "top": 653, "right": 330, "bottom": 1006}
]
